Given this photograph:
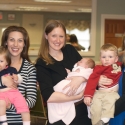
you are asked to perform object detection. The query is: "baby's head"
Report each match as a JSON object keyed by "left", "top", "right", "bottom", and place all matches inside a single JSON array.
[
  {"left": 100, "top": 43, "right": 118, "bottom": 66},
  {"left": 77, "top": 58, "right": 95, "bottom": 69},
  {"left": 0, "top": 46, "right": 11, "bottom": 71}
]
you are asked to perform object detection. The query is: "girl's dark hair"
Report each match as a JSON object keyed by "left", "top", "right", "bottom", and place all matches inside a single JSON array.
[
  {"left": 69, "top": 34, "right": 78, "bottom": 44},
  {"left": 1, "top": 26, "right": 31, "bottom": 62}
]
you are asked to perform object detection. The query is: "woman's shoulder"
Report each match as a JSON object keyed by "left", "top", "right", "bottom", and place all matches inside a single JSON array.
[
  {"left": 35, "top": 58, "right": 47, "bottom": 68},
  {"left": 23, "top": 59, "right": 34, "bottom": 66},
  {"left": 63, "top": 44, "right": 79, "bottom": 54},
  {"left": 63, "top": 44, "right": 82, "bottom": 59},
  {"left": 64, "top": 44, "right": 75, "bottom": 50},
  {"left": 35, "top": 57, "right": 45, "bottom": 64},
  {"left": 23, "top": 59, "right": 36, "bottom": 70}
]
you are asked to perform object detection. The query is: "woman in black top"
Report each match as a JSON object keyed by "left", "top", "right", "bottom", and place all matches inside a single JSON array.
[{"left": 35, "top": 20, "right": 92, "bottom": 125}]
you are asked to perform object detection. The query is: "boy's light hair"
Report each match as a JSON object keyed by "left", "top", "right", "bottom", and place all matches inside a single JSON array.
[
  {"left": 100, "top": 43, "right": 118, "bottom": 56},
  {"left": 86, "top": 58, "right": 95, "bottom": 69}
]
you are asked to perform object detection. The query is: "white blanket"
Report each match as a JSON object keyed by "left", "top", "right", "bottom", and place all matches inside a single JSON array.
[{"left": 48, "top": 66, "right": 93, "bottom": 125}]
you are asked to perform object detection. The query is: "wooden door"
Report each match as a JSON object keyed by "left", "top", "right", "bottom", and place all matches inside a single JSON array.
[{"left": 105, "top": 19, "right": 125, "bottom": 48}]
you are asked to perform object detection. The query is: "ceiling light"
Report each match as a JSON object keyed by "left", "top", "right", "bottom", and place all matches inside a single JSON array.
[
  {"left": 34, "top": 0, "right": 71, "bottom": 3},
  {"left": 69, "top": 8, "right": 91, "bottom": 13},
  {"left": 77, "top": 8, "right": 91, "bottom": 12},
  {"left": 15, "top": 6, "right": 47, "bottom": 11}
]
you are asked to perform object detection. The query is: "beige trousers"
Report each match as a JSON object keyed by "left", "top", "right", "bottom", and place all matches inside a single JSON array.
[{"left": 90, "top": 90, "right": 119, "bottom": 125}]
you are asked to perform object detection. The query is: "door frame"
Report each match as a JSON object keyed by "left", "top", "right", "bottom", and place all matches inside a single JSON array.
[{"left": 101, "top": 14, "right": 125, "bottom": 47}]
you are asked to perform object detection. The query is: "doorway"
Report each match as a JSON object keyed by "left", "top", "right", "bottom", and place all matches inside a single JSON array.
[{"left": 105, "top": 19, "right": 125, "bottom": 48}]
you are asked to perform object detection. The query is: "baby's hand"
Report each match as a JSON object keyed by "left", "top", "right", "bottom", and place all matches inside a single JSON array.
[
  {"left": 12, "top": 74, "right": 18, "bottom": 84},
  {"left": 84, "top": 97, "right": 92, "bottom": 106},
  {"left": 65, "top": 68, "right": 71, "bottom": 74}
]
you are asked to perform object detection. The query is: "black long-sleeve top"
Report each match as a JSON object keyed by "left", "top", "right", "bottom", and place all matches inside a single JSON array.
[{"left": 35, "top": 44, "right": 82, "bottom": 102}]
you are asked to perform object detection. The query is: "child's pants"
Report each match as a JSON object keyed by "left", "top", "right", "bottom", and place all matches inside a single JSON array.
[{"left": 0, "top": 89, "right": 29, "bottom": 113}]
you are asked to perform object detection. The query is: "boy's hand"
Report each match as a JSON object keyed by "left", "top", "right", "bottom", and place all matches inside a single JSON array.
[{"left": 84, "top": 97, "right": 92, "bottom": 106}]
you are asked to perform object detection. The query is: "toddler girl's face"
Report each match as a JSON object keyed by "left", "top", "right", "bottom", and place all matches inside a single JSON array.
[{"left": 0, "top": 54, "right": 8, "bottom": 71}]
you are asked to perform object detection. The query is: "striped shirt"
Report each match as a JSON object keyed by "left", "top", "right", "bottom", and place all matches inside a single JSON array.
[{"left": 0, "top": 59, "right": 37, "bottom": 124}]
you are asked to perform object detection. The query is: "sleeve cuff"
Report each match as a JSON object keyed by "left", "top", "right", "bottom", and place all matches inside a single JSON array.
[{"left": 17, "top": 74, "right": 23, "bottom": 84}]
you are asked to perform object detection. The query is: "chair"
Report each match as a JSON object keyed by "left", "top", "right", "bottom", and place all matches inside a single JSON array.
[{"left": 30, "top": 84, "right": 48, "bottom": 125}]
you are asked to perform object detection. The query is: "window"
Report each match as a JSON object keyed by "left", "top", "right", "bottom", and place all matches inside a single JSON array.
[{"left": 66, "top": 28, "right": 90, "bottom": 51}]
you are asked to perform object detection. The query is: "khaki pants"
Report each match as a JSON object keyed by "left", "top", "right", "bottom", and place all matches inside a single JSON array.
[{"left": 90, "top": 90, "right": 119, "bottom": 125}]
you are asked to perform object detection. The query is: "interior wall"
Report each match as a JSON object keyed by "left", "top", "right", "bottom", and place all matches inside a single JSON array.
[
  {"left": 0, "top": 11, "right": 91, "bottom": 61},
  {"left": 95, "top": 0, "right": 125, "bottom": 61}
]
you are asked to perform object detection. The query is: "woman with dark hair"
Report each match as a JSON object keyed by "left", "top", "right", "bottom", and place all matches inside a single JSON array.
[
  {"left": 0, "top": 26, "right": 37, "bottom": 125},
  {"left": 69, "top": 34, "right": 85, "bottom": 51},
  {"left": 35, "top": 20, "right": 91, "bottom": 125}
]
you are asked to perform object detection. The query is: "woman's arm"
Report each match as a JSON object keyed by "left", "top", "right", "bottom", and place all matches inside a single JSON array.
[
  {"left": 7, "top": 65, "right": 37, "bottom": 111},
  {"left": 63, "top": 76, "right": 86, "bottom": 96},
  {"left": 47, "top": 90, "right": 83, "bottom": 103},
  {"left": 25, "top": 66, "right": 37, "bottom": 108},
  {"left": 36, "top": 59, "right": 84, "bottom": 103}
]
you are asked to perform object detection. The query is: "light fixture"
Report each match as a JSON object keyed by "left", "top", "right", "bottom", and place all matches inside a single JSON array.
[
  {"left": 69, "top": 8, "right": 91, "bottom": 13},
  {"left": 15, "top": 6, "right": 47, "bottom": 11},
  {"left": 34, "top": 0, "right": 71, "bottom": 3}
]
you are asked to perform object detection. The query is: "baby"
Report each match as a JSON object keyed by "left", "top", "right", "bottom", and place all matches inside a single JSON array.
[
  {"left": 48, "top": 58, "right": 95, "bottom": 125},
  {"left": 0, "top": 46, "right": 30, "bottom": 125}
]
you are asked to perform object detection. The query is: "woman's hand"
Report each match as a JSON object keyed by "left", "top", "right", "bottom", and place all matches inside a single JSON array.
[
  {"left": 1, "top": 75, "right": 17, "bottom": 89},
  {"left": 63, "top": 76, "right": 86, "bottom": 96},
  {"left": 98, "top": 75, "right": 113, "bottom": 88}
]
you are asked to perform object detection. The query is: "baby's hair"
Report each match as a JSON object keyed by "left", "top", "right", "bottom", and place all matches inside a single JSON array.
[
  {"left": 101, "top": 43, "right": 118, "bottom": 56},
  {"left": 0, "top": 46, "right": 11, "bottom": 66},
  {"left": 86, "top": 58, "right": 95, "bottom": 69}
]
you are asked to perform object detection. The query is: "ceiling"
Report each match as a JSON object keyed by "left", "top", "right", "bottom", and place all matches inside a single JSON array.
[{"left": 0, "top": 0, "right": 92, "bottom": 13}]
